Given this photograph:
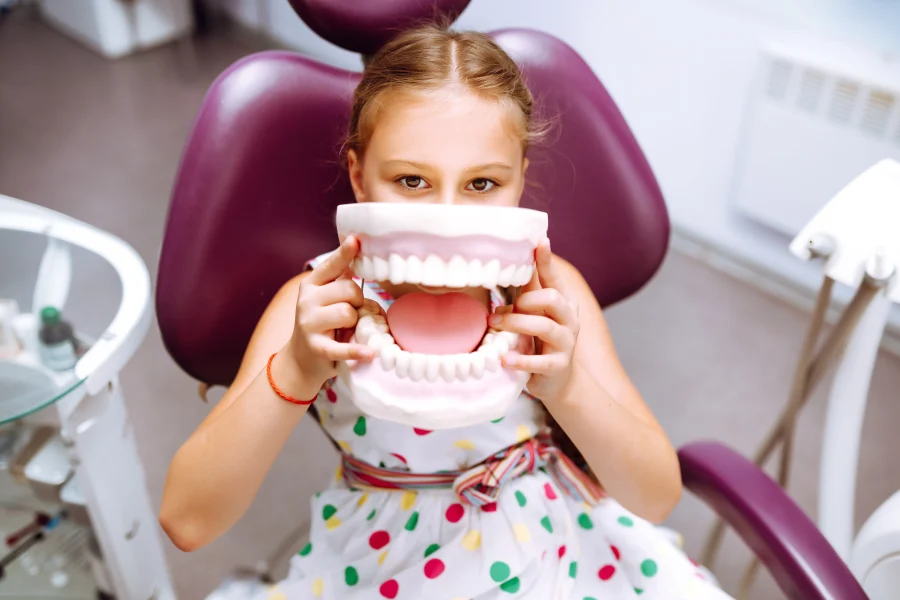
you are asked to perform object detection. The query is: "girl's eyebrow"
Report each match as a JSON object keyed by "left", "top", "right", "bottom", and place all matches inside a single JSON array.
[{"left": 384, "top": 159, "right": 513, "bottom": 172}]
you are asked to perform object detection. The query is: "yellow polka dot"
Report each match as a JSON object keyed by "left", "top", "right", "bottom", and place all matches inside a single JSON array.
[
  {"left": 461, "top": 529, "right": 481, "bottom": 551},
  {"left": 325, "top": 516, "right": 342, "bottom": 530},
  {"left": 334, "top": 464, "right": 343, "bottom": 482},
  {"left": 400, "top": 491, "right": 417, "bottom": 510},
  {"left": 267, "top": 586, "right": 287, "bottom": 600},
  {"left": 513, "top": 523, "right": 531, "bottom": 543},
  {"left": 357, "top": 492, "right": 369, "bottom": 507},
  {"left": 337, "top": 440, "right": 352, "bottom": 453},
  {"left": 311, "top": 579, "right": 324, "bottom": 597},
  {"left": 454, "top": 439, "right": 476, "bottom": 450},
  {"left": 581, "top": 501, "right": 593, "bottom": 513},
  {"left": 378, "top": 550, "right": 388, "bottom": 565},
  {"left": 516, "top": 425, "right": 532, "bottom": 442},
  {"left": 318, "top": 410, "right": 327, "bottom": 425}
]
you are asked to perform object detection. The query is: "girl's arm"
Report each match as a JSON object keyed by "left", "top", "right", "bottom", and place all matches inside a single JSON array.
[
  {"left": 159, "top": 274, "right": 316, "bottom": 552},
  {"left": 542, "top": 258, "right": 681, "bottom": 523}
]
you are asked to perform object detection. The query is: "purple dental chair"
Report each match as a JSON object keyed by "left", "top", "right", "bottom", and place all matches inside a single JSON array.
[{"left": 155, "top": 2, "right": 867, "bottom": 598}]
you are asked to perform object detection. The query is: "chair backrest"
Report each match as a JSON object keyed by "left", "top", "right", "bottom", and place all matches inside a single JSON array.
[{"left": 156, "top": 2, "right": 669, "bottom": 386}]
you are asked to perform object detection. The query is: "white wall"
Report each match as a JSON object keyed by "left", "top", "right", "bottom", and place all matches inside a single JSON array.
[{"left": 215, "top": 0, "right": 900, "bottom": 325}]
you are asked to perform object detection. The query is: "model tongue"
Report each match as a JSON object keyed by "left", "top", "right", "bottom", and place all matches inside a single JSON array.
[{"left": 386, "top": 292, "right": 489, "bottom": 354}]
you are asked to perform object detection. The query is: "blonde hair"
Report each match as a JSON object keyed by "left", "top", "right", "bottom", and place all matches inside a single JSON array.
[{"left": 346, "top": 25, "right": 543, "bottom": 159}]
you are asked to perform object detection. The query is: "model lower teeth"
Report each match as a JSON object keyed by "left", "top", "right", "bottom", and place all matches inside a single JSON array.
[{"left": 355, "top": 314, "right": 518, "bottom": 383}]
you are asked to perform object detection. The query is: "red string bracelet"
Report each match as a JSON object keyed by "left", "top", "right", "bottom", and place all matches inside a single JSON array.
[{"left": 266, "top": 353, "right": 317, "bottom": 405}]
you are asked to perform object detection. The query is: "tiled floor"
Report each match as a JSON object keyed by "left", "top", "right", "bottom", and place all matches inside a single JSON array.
[{"left": 3, "top": 9, "right": 900, "bottom": 599}]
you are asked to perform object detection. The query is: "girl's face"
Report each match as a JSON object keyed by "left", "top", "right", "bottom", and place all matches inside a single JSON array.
[{"left": 347, "top": 89, "right": 528, "bottom": 207}]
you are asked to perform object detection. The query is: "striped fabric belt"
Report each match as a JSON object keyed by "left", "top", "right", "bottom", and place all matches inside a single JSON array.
[{"left": 341, "top": 436, "right": 605, "bottom": 507}]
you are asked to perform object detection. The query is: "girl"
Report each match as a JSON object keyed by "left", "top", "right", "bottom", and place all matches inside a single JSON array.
[{"left": 161, "top": 25, "right": 733, "bottom": 600}]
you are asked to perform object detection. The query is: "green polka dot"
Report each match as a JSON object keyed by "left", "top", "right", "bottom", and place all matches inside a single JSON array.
[
  {"left": 353, "top": 416, "right": 367, "bottom": 436},
  {"left": 378, "top": 461, "right": 386, "bottom": 468},
  {"left": 405, "top": 511, "right": 419, "bottom": 531},
  {"left": 490, "top": 561, "right": 511, "bottom": 582},
  {"left": 569, "top": 561, "right": 578, "bottom": 578},
  {"left": 366, "top": 509, "right": 376, "bottom": 521},
  {"left": 322, "top": 504, "right": 337, "bottom": 520},
  {"left": 491, "top": 417, "right": 505, "bottom": 423},
  {"left": 298, "top": 542, "right": 312, "bottom": 556},
  {"left": 634, "top": 589, "right": 644, "bottom": 595},
  {"left": 640, "top": 559, "right": 658, "bottom": 577},
  {"left": 424, "top": 543, "right": 440, "bottom": 557},
  {"left": 500, "top": 577, "right": 521, "bottom": 593},
  {"left": 577, "top": 513, "right": 594, "bottom": 530},
  {"left": 344, "top": 566, "right": 359, "bottom": 586},
  {"left": 584, "top": 597, "right": 598, "bottom": 600},
  {"left": 515, "top": 491, "right": 527, "bottom": 507},
  {"left": 540, "top": 516, "right": 553, "bottom": 533},
  {"left": 617, "top": 515, "right": 634, "bottom": 527}
]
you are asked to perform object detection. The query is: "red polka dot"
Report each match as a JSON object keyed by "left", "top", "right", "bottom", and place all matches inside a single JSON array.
[
  {"left": 413, "top": 428, "right": 432, "bottom": 436},
  {"left": 610, "top": 545, "right": 621, "bottom": 561},
  {"left": 389, "top": 453, "right": 408, "bottom": 465},
  {"left": 598, "top": 564, "right": 616, "bottom": 581},
  {"left": 423, "top": 558, "right": 445, "bottom": 579},
  {"left": 326, "top": 388, "right": 337, "bottom": 403},
  {"left": 369, "top": 530, "right": 391, "bottom": 550},
  {"left": 379, "top": 579, "right": 399, "bottom": 598},
  {"left": 445, "top": 503, "right": 465, "bottom": 523},
  {"left": 558, "top": 545, "right": 567, "bottom": 558},
  {"left": 481, "top": 502, "right": 498, "bottom": 513},
  {"left": 543, "top": 482, "right": 558, "bottom": 500}
]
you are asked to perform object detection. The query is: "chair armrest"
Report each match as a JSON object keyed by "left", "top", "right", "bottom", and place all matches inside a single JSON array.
[{"left": 679, "top": 441, "right": 867, "bottom": 600}]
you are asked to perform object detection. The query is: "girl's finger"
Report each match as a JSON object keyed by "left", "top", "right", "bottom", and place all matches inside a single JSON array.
[
  {"left": 311, "top": 335, "right": 375, "bottom": 362},
  {"left": 489, "top": 312, "right": 573, "bottom": 351},
  {"left": 317, "top": 278, "right": 365, "bottom": 308},
  {"left": 534, "top": 238, "right": 567, "bottom": 294},
  {"left": 308, "top": 235, "right": 360, "bottom": 286},
  {"left": 310, "top": 302, "right": 360, "bottom": 333},
  {"left": 502, "top": 352, "right": 566, "bottom": 374},
  {"left": 513, "top": 288, "right": 576, "bottom": 328}
]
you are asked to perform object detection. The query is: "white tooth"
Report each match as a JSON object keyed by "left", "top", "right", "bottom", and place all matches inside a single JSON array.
[
  {"left": 493, "top": 334, "right": 510, "bottom": 355},
  {"left": 394, "top": 351, "right": 411, "bottom": 378},
  {"left": 421, "top": 255, "right": 446, "bottom": 287},
  {"left": 425, "top": 355, "right": 441, "bottom": 382},
  {"left": 370, "top": 314, "right": 389, "bottom": 333},
  {"left": 352, "top": 258, "right": 364, "bottom": 278},
  {"left": 498, "top": 264, "right": 516, "bottom": 287},
  {"left": 440, "top": 356, "right": 457, "bottom": 382},
  {"left": 373, "top": 256, "right": 390, "bottom": 281},
  {"left": 405, "top": 256, "right": 423, "bottom": 284},
  {"left": 467, "top": 259, "right": 483, "bottom": 287},
  {"left": 481, "top": 332, "right": 496, "bottom": 348},
  {"left": 380, "top": 344, "right": 400, "bottom": 370},
  {"left": 447, "top": 256, "right": 469, "bottom": 288},
  {"left": 360, "top": 256, "right": 375, "bottom": 279},
  {"left": 409, "top": 353, "right": 427, "bottom": 381},
  {"left": 367, "top": 332, "right": 392, "bottom": 350},
  {"left": 389, "top": 254, "right": 406, "bottom": 285},
  {"left": 513, "top": 264, "right": 533, "bottom": 286},
  {"left": 499, "top": 331, "right": 519, "bottom": 351},
  {"left": 470, "top": 352, "right": 486, "bottom": 379},
  {"left": 480, "top": 345, "right": 501, "bottom": 371},
  {"left": 482, "top": 259, "right": 501, "bottom": 287},
  {"left": 355, "top": 316, "right": 375, "bottom": 344},
  {"left": 456, "top": 355, "right": 471, "bottom": 380}
]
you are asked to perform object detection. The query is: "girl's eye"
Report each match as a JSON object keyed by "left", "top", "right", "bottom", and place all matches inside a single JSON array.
[
  {"left": 467, "top": 178, "right": 497, "bottom": 193},
  {"left": 397, "top": 176, "right": 427, "bottom": 190}
]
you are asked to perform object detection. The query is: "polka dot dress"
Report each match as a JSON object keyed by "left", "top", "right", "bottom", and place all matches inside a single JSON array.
[{"left": 256, "top": 252, "right": 733, "bottom": 600}]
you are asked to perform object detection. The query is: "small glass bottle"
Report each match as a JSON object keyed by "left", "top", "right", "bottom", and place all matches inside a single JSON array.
[{"left": 38, "top": 306, "right": 77, "bottom": 371}]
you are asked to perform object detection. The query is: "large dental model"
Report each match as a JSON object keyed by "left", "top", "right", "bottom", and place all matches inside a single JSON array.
[{"left": 335, "top": 202, "right": 549, "bottom": 429}]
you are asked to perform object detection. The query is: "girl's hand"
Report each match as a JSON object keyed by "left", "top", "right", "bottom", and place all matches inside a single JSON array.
[
  {"left": 490, "top": 238, "right": 579, "bottom": 402},
  {"left": 282, "top": 236, "right": 376, "bottom": 395}
]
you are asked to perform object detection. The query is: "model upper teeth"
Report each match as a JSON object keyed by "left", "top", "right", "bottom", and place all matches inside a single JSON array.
[
  {"left": 356, "top": 314, "right": 519, "bottom": 382},
  {"left": 353, "top": 254, "right": 534, "bottom": 288}
]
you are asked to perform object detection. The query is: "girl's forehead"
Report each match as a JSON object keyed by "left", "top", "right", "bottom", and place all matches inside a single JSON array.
[{"left": 365, "top": 90, "right": 525, "bottom": 165}]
